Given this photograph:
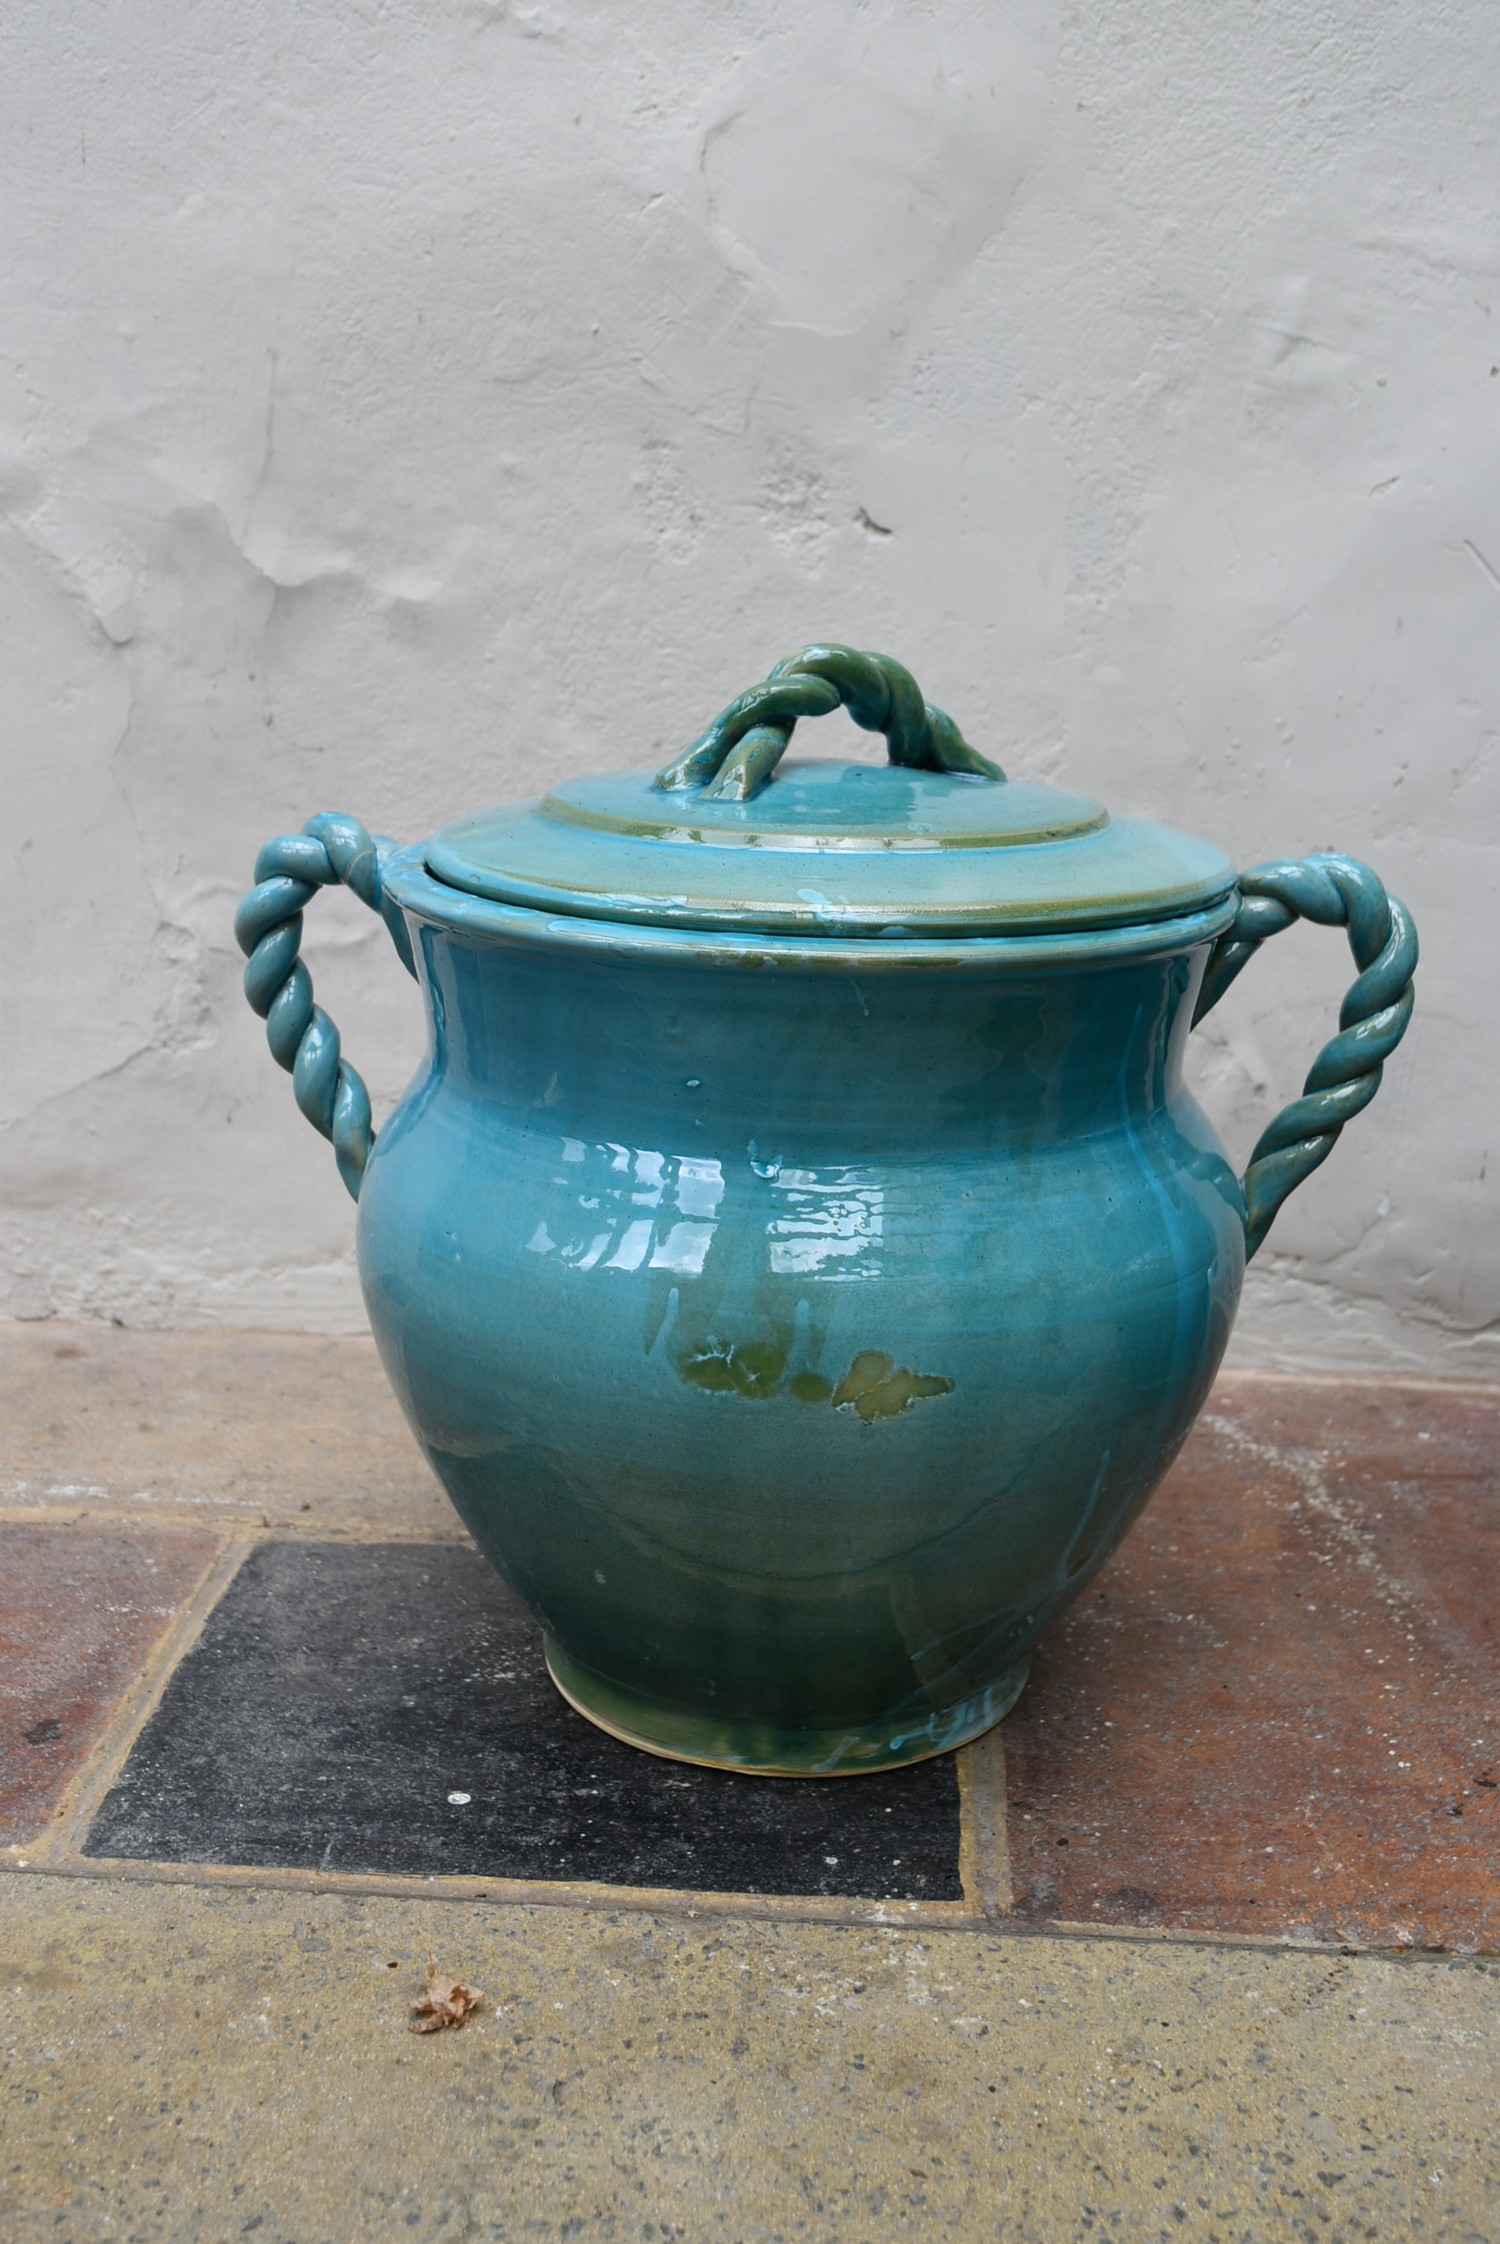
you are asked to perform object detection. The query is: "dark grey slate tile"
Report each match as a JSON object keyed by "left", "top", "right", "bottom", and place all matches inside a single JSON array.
[{"left": 85, "top": 1541, "right": 962, "bottom": 1900}]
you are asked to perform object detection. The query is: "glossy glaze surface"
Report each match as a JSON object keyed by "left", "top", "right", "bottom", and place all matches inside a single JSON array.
[{"left": 356, "top": 876, "right": 1246, "bottom": 1773}]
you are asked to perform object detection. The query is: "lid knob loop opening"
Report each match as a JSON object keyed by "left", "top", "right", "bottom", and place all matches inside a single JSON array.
[{"left": 655, "top": 644, "right": 1005, "bottom": 802}]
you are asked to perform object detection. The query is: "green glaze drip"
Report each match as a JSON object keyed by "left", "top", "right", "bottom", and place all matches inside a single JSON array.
[
  {"left": 679, "top": 1336, "right": 790, "bottom": 1400},
  {"left": 675, "top": 1340, "right": 948, "bottom": 1419},
  {"left": 832, "top": 1351, "right": 955, "bottom": 1423},
  {"left": 789, "top": 1371, "right": 834, "bottom": 1405}
]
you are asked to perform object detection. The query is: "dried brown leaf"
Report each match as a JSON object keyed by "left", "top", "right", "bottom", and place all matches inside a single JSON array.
[{"left": 409, "top": 1953, "right": 483, "bottom": 2033}]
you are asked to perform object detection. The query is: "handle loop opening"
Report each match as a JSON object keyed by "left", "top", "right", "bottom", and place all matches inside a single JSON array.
[
  {"left": 234, "top": 812, "right": 409, "bottom": 1200},
  {"left": 1193, "top": 852, "right": 1418, "bottom": 1258},
  {"left": 655, "top": 644, "right": 1003, "bottom": 801}
]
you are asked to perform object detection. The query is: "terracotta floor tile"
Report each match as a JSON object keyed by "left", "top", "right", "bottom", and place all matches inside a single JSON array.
[
  {"left": 0, "top": 1522, "right": 219, "bottom": 1846},
  {"left": 1001, "top": 1379, "right": 1499, "bottom": 1948}
]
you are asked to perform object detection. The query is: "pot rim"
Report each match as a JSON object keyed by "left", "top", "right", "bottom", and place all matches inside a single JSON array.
[{"left": 383, "top": 844, "right": 1239, "bottom": 971}]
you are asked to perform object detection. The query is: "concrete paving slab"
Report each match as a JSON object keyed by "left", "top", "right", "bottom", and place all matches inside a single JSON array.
[
  {"left": 1, "top": 1872, "right": 1496, "bottom": 2243},
  {"left": 0, "top": 1323, "right": 450, "bottom": 1538}
]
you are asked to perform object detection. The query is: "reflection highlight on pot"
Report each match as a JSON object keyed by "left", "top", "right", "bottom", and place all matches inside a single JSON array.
[
  {"left": 524, "top": 1140, "right": 724, "bottom": 1277},
  {"left": 520, "top": 1138, "right": 888, "bottom": 1287},
  {"left": 766, "top": 1166, "right": 885, "bottom": 1281}
]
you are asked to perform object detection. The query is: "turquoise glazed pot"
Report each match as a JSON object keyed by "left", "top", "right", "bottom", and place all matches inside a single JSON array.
[{"left": 236, "top": 647, "right": 1418, "bottom": 1775}]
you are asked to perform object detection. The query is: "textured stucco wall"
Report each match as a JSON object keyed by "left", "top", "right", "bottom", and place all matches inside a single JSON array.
[{"left": 3, "top": 1, "right": 1496, "bottom": 1376}]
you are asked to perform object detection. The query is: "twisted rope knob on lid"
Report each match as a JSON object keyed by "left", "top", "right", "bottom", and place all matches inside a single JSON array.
[
  {"left": 655, "top": 644, "right": 1003, "bottom": 801},
  {"left": 233, "top": 813, "right": 397, "bottom": 1200},
  {"left": 1194, "top": 852, "right": 1418, "bottom": 1258}
]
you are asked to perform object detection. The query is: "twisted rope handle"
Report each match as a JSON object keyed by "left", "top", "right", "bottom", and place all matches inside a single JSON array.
[
  {"left": 655, "top": 644, "right": 1004, "bottom": 801},
  {"left": 1193, "top": 853, "right": 1418, "bottom": 1259},
  {"left": 234, "top": 813, "right": 409, "bottom": 1201}
]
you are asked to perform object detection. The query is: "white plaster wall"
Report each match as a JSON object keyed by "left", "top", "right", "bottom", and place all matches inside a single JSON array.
[{"left": 2, "top": 0, "right": 1496, "bottom": 1376}]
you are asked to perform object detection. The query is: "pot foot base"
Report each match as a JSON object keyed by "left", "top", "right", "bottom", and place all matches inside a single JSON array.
[{"left": 542, "top": 1638, "right": 1031, "bottom": 1778}]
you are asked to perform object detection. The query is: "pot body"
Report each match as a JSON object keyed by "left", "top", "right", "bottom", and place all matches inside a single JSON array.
[{"left": 358, "top": 892, "right": 1245, "bottom": 1774}]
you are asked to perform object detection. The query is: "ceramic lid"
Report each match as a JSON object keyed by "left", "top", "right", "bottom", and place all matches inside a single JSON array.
[{"left": 422, "top": 645, "right": 1236, "bottom": 939}]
